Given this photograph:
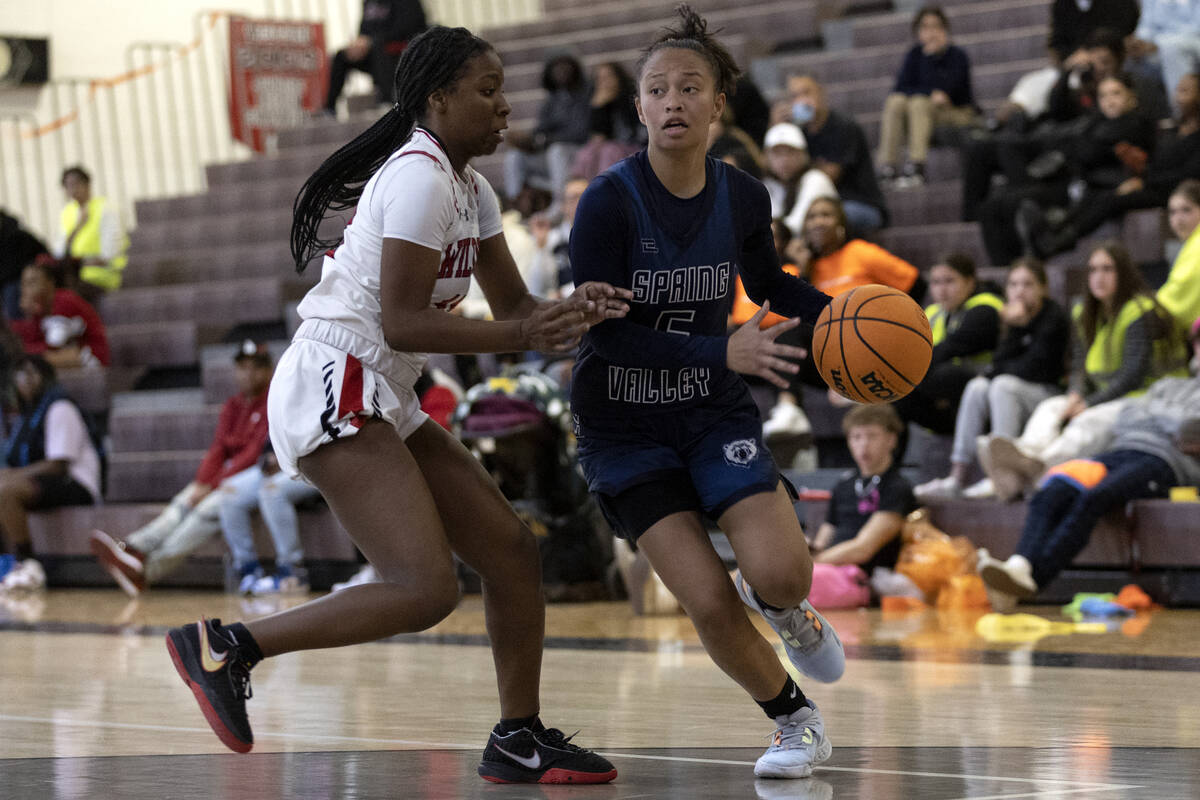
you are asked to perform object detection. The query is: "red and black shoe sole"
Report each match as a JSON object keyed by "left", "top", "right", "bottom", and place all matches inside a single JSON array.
[
  {"left": 165, "top": 627, "right": 254, "bottom": 754},
  {"left": 478, "top": 763, "right": 617, "bottom": 784}
]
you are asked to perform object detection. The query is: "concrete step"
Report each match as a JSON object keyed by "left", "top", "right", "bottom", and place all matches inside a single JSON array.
[
  {"left": 106, "top": 450, "right": 205, "bottom": 502},
  {"left": 847, "top": 0, "right": 1049, "bottom": 49},
  {"left": 97, "top": 277, "right": 286, "bottom": 326},
  {"left": 106, "top": 321, "right": 201, "bottom": 370}
]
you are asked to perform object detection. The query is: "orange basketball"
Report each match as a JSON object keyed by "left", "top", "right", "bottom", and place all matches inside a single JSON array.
[{"left": 812, "top": 284, "right": 932, "bottom": 404}]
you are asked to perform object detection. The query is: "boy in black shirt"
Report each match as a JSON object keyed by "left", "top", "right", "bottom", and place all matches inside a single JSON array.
[{"left": 811, "top": 405, "right": 916, "bottom": 575}]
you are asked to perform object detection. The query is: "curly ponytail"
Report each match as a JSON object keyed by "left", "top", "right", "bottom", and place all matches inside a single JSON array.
[
  {"left": 636, "top": 4, "right": 741, "bottom": 97},
  {"left": 290, "top": 26, "right": 493, "bottom": 271}
]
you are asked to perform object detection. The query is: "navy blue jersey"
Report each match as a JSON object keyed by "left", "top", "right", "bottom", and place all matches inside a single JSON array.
[{"left": 570, "top": 151, "right": 830, "bottom": 417}]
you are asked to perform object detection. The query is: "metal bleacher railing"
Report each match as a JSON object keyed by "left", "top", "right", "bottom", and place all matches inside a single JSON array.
[{"left": 0, "top": 0, "right": 541, "bottom": 244}]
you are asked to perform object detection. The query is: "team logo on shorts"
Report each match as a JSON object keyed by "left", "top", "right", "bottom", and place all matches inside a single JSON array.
[{"left": 723, "top": 438, "right": 758, "bottom": 467}]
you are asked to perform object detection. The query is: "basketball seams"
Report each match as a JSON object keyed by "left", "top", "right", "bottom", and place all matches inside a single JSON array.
[
  {"left": 814, "top": 285, "right": 932, "bottom": 404},
  {"left": 836, "top": 288, "right": 870, "bottom": 403}
]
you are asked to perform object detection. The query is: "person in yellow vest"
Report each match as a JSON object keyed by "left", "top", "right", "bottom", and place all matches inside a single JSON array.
[
  {"left": 1157, "top": 179, "right": 1200, "bottom": 335},
  {"left": 980, "top": 241, "right": 1187, "bottom": 500},
  {"left": 50, "top": 166, "right": 128, "bottom": 302},
  {"left": 890, "top": 252, "right": 1003, "bottom": 438}
]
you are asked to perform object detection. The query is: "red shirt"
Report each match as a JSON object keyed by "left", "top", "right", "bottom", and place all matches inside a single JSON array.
[
  {"left": 11, "top": 289, "right": 111, "bottom": 366},
  {"left": 194, "top": 390, "right": 270, "bottom": 487}
]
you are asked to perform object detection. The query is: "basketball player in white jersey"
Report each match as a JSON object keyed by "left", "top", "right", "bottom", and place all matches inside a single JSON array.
[{"left": 163, "top": 25, "right": 630, "bottom": 784}]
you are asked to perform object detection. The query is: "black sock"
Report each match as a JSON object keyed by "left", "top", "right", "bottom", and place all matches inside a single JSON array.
[
  {"left": 753, "top": 588, "right": 785, "bottom": 613},
  {"left": 223, "top": 622, "right": 265, "bottom": 665},
  {"left": 756, "top": 676, "right": 807, "bottom": 719},
  {"left": 14, "top": 542, "right": 33, "bottom": 560},
  {"left": 497, "top": 714, "right": 544, "bottom": 735}
]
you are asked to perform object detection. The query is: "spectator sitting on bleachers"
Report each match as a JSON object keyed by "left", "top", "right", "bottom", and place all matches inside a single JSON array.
[
  {"left": 761, "top": 122, "right": 837, "bottom": 237},
  {"left": 10, "top": 260, "right": 110, "bottom": 369},
  {"left": 50, "top": 166, "right": 128, "bottom": 302},
  {"left": 503, "top": 51, "right": 591, "bottom": 216},
  {"left": 323, "top": 0, "right": 427, "bottom": 113},
  {"left": 961, "top": 29, "right": 1145, "bottom": 224},
  {"left": 0, "top": 209, "right": 48, "bottom": 321},
  {"left": 981, "top": 71, "right": 1156, "bottom": 266},
  {"left": 526, "top": 176, "right": 588, "bottom": 301},
  {"left": 890, "top": 252, "right": 1003, "bottom": 438},
  {"left": 789, "top": 197, "right": 918, "bottom": 298},
  {"left": 88, "top": 341, "right": 273, "bottom": 596},
  {"left": 978, "top": 366, "right": 1200, "bottom": 608},
  {"left": 980, "top": 241, "right": 1188, "bottom": 500},
  {"left": 570, "top": 62, "right": 644, "bottom": 183},
  {"left": 1157, "top": 179, "right": 1200, "bottom": 332},
  {"left": 1047, "top": 28, "right": 1169, "bottom": 124},
  {"left": 782, "top": 72, "right": 889, "bottom": 237},
  {"left": 218, "top": 438, "right": 322, "bottom": 596},
  {"left": 877, "top": 5, "right": 978, "bottom": 189},
  {"left": 915, "top": 258, "right": 1070, "bottom": 499},
  {"left": 1125, "top": 0, "right": 1200, "bottom": 118},
  {"left": 0, "top": 355, "right": 102, "bottom": 592},
  {"left": 810, "top": 404, "right": 917, "bottom": 577},
  {"left": 1026, "top": 74, "right": 1200, "bottom": 259}
]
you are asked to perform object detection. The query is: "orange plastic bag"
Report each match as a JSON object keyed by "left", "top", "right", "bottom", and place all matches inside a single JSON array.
[
  {"left": 936, "top": 574, "right": 991, "bottom": 610},
  {"left": 895, "top": 509, "right": 975, "bottom": 602}
]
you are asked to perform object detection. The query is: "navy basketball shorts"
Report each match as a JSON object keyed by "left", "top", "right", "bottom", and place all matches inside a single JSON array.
[{"left": 575, "top": 388, "right": 780, "bottom": 540}]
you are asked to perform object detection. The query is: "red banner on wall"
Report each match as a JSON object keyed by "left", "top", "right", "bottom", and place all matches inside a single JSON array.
[{"left": 228, "top": 16, "right": 327, "bottom": 153}]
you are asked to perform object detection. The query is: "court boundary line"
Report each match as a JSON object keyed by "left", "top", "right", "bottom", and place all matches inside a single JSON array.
[{"left": 1, "top": 714, "right": 1144, "bottom": 795}]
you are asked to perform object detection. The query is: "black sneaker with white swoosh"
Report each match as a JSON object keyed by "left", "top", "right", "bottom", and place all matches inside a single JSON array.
[
  {"left": 478, "top": 725, "right": 617, "bottom": 784},
  {"left": 166, "top": 617, "right": 259, "bottom": 753}
]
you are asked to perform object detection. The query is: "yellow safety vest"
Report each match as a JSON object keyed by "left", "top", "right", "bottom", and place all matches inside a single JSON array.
[
  {"left": 1076, "top": 294, "right": 1188, "bottom": 396},
  {"left": 925, "top": 291, "right": 1004, "bottom": 365},
  {"left": 59, "top": 196, "right": 128, "bottom": 291}
]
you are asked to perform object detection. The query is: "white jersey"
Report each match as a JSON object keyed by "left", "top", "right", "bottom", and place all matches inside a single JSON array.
[{"left": 294, "top": 127, "right": 504, "bottom": 383}]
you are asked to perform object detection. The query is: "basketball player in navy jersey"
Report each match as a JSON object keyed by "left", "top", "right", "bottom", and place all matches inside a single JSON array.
[
  {"left": 570, "top": 5, "right": 842, "bottom": 780},
  {"left": 161, "top": 26, "right": 628, "bottom": 784}
]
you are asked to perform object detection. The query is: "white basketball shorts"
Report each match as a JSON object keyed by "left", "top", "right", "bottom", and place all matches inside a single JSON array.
[{"left": 267, "top": 338, "right": 427, "bottom": 481}]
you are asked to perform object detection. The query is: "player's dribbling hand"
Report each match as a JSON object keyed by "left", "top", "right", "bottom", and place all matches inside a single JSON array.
[{"left": 726, "top": 301, "right": 808, "bottom": 389}]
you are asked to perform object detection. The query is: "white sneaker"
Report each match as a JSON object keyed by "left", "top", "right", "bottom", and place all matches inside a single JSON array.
[
  {"left": 252, "top": 572, "right": 310, "bottom": 596},
  {"left": 755, "top": 701, "right": 833, "bottom": 778},
  {"left": 237, "top": 568, "right": 264, "bottom": 596},
  {"left": 2, "top": 559, "right": 46, "bottom": 591},
  {"left": 332, "top": 564, "right": 378, "bottom": 591},
  {"left": 913, "top": 475, "right": 960, "bottom": 501},
  {"left": 962, "top": 478, "right": 995, "bottom": 499},
  {"left": 734, "top": 571, "right": 845, "bottom": 683},
  {"left": 763, "top": 401, "right": 811, "bottom": 439},
  {"left": 978, "top": 551, "right": 1037, "bottom": 599}
]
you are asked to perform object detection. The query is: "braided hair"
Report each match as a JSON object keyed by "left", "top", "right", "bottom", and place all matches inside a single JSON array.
[
  {"left": 290, "top": 26, "right": 493, "bottom": 271},
  {"left": 636, "top": 4, "right": 741, "bottom": 98}
]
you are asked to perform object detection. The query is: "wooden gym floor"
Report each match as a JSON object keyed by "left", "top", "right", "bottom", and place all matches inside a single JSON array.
[{"left": 2, "top": 589, "right": 1198, "bottom": 799}]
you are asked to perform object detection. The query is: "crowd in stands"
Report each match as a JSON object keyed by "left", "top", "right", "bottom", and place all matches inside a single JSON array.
[{"left": 2, "top": 0, "right": 1199, "bottom": 608}]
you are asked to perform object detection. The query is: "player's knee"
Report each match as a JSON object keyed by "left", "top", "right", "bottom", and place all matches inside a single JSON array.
[
  {"left": 743, "top": 560, "right": 812, "bottom": 608},
  {"left": 413, "top": 575, "right": 462, "bottom": 627}
]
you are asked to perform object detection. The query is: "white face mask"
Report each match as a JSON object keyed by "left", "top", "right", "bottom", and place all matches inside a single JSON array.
[{"left": 791, "top": 101, "right": 816, "bottom": 125}]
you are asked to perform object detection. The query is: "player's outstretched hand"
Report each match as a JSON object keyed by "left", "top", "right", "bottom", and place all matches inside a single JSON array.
[
  {"left": 520, "top": 283, "right": 631, "bottom": 352},
  {"left": 572, "top": 281, "right": 633, "bottom": 325},
  {"left": 726, "top": 301, "right": 808, "bottom": 389}
]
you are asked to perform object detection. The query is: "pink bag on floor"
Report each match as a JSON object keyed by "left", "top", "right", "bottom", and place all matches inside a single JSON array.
[{"left": 807, "top": 563, "right": 870, "bottom": 609}]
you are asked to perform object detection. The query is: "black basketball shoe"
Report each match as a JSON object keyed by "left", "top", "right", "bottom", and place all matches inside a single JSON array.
[
  {"left": 478, "top": 725, "right": 617, "bottom": 784},
  {"left": 166, "top": 617, "right": 260, "bottom": 753}
]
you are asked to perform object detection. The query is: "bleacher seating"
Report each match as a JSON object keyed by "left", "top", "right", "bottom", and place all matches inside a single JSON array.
[{"left": 23, "top": 0, "right": 1194, "bottom": 598}]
